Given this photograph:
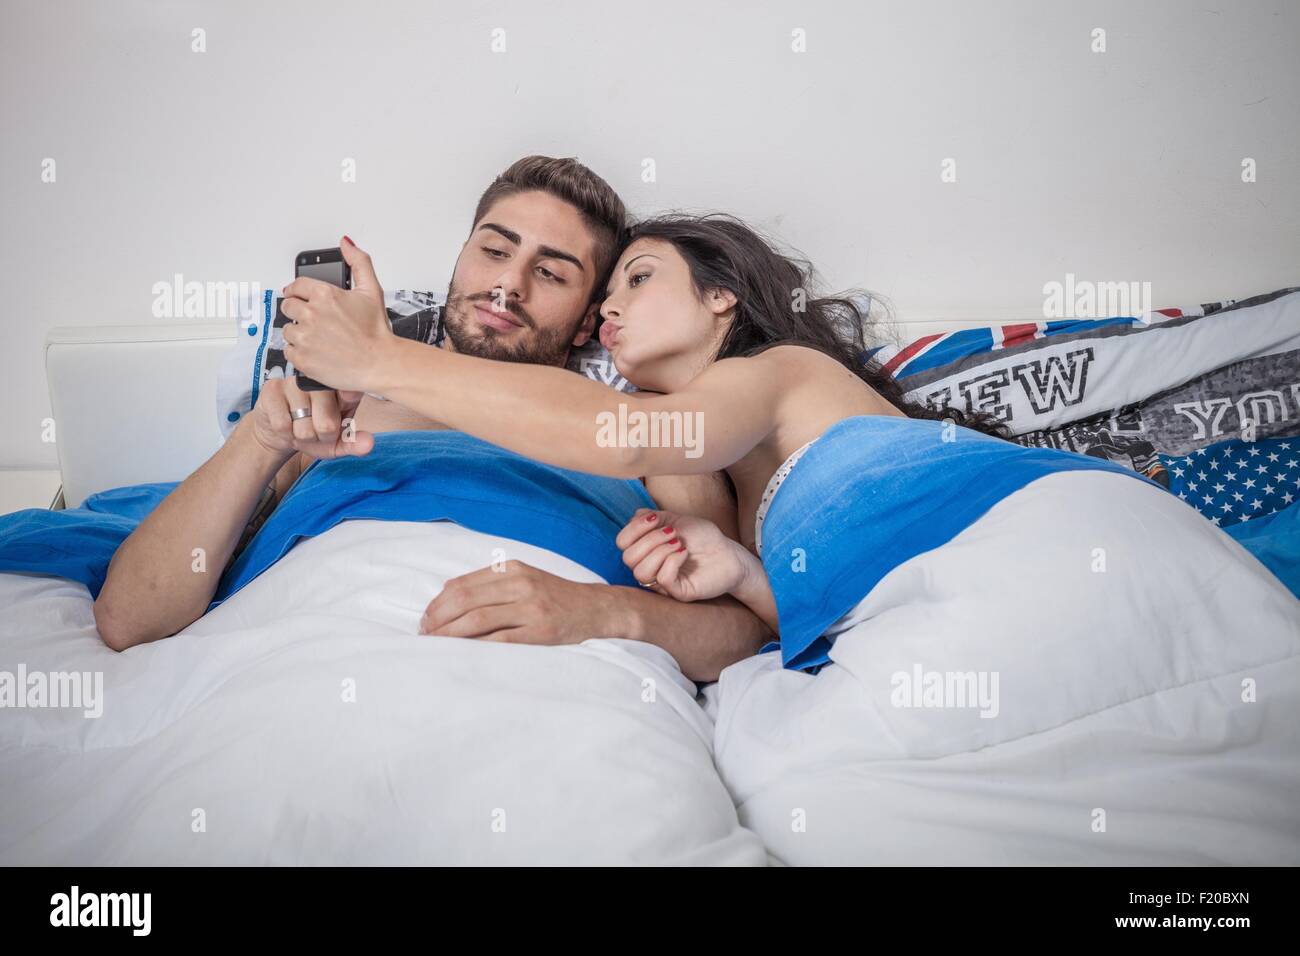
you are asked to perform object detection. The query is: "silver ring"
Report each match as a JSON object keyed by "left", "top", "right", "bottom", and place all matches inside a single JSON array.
[
  {"left": 639, "top": 579, "right": 657, "bottom": 588},
  {"left": 291, "top": 407, "right": 313, "bottom": 420}
]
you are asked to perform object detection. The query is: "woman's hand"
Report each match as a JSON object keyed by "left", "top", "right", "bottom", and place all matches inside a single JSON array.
[
  {"left": 280, "top": 236, "right": 396, "bottom": 393},
  {"left": 615, "top": 508, "right": 750, "bottom": 602}
]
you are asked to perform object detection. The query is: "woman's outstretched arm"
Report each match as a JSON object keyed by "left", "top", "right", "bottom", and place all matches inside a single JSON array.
[
  {"left": 281, "top": 239, "right": 791, "bottom": 478},
  {"left": 371, "top": 337, "right": 786, "bottom": 478}
]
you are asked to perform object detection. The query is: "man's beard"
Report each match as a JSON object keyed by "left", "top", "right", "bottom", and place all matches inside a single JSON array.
[{"left": 442, "top": 284, "right": 579, "bottom": 367}]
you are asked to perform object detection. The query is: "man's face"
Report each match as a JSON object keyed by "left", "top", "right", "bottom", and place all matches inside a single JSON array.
[{"left": 442, "top": 190, "right": 600, "bottom": 366}]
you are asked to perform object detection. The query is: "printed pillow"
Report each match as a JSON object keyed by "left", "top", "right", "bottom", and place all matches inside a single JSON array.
[
  {"left": 217, "top": 289, "right": 634, "bottom": 438},
  {"left": 1161, "top": 434, "right": 1297, "bottom": 528},
  {"left": 873, "top": 287, "right": 1300, "bottom": 496}
]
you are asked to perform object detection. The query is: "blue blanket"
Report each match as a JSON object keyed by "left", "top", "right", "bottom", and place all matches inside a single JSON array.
[
  {"left": 0, "top": 482, "right": 182, "bottom": 597},
  {"left": 0, "top": 431, "right": 656, "bottom": 611},
  {"left": 1224, "top": 501, "right": 1300, "bottom": 601},
  {"left": 758, "top": 415, "right": 1164, "bottom": 673}
]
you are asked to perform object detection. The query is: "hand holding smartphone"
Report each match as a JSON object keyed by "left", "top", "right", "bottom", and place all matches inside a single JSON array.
[{"left": 290, "top": 246, "right": 351, "bottom": 391}]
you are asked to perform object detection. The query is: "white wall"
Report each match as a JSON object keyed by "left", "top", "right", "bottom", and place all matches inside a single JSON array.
[{"left": 3, "top": 0, "right": 1297, "bottom": 468}]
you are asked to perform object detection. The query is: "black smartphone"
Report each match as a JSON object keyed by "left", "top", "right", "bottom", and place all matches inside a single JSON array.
[{"left": 291, "top": 246, "right": 352, "bottom": 391}]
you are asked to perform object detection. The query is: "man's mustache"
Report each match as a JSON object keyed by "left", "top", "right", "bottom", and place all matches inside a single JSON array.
[{"left": 459, "top": 291, "right": 533, "bottom": 329}]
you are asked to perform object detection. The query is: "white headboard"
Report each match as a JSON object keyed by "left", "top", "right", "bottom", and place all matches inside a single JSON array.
[
  {"left": 45, "top": 323, "right": 236, "bottom": 508},
  {"left": 43, "top": 317, "right": 985, "bottom": 507}
]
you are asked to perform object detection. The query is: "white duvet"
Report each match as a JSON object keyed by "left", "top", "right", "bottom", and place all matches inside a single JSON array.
[
  {"left": 705, "top": 470, "right": 1300, "bottom": 865},
  {"left": 4, "top": 471, "right": 1297, "bottom": 866},
  {"left": 0, "top": 520, "right": 767, "bottom": 865}
]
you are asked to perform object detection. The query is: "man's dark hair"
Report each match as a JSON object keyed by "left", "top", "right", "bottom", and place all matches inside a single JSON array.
[{"left": 472, "top": 155, "right": 628, "bottom": 307}]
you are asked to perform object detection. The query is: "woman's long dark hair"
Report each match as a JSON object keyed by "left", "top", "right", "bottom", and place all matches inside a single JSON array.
[{"left": 620, "top": 213, "right": 1011, "bottom": 440}]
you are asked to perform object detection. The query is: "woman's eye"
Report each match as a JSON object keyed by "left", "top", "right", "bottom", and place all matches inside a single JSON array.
[{"left": 630, "top": 272, "right": 649, "bottom": 287}]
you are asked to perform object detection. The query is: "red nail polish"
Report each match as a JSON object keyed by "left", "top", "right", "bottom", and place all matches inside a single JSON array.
[
  {"left": 677, "top": 546, "right": 686, "bottom": 552},
  {"left": 667, "top": 538, "right": 678, "bottom": 546},
  {"left": 662, "top": 526, "right": 674, "bottom": 535},
  {"left": 645, "top": 514, "right": 658, "bottom": 523},
  {"left": 343, "top": 235, "right": 354, "bottom": 246}
]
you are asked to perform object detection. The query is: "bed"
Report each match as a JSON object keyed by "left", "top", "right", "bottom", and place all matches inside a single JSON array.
[{"left": 2, "top": 303, "right": 1297, "bottom": 865}]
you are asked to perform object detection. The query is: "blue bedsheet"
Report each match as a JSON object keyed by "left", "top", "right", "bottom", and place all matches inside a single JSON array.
[{"left": 0, "top": 431, "right": 656, "bottom": 611}]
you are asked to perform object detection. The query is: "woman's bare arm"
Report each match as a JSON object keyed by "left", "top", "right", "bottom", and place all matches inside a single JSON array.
[{"left": 371, "top": 337, "right": 792, "bottom": 478}]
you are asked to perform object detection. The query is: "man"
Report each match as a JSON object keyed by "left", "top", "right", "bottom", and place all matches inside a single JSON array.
[{"left": 93, "top": 155, "right": 770, "bottom": 682}]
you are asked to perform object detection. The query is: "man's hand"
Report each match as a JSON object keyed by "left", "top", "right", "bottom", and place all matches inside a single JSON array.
[
  {"left": 419, "top": 560, "right": 617, "bottom": 645},
  {"left": 280, "top": 235, "right": 397, "bottom": 393},
  {"left": 417, "top": 555, "right": 774, "bottom": 682},
  {"left": 248, "top": 375, "right": 374, "bottom": 461}
]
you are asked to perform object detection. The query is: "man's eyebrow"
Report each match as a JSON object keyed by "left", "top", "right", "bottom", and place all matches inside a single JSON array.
[
  {"left": 605, "top": 253, "right": 660, "bottom": 297},
  {"left": 477, "top": 222, "right": 584, "bottom": 272},
  {"left": 477, "top": 222, "right": 521, "bottom": 245}
]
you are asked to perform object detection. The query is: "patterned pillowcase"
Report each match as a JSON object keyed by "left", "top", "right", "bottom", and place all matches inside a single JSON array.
[
  {"left": 1161, "top": 435, "right": 1297, "bottom": 528},
  {"left": 217, "top": 289, "right": 634, "bottom": 438},
  {"left": 873, "top": 287, "right": 1300, "bottom": 528}
]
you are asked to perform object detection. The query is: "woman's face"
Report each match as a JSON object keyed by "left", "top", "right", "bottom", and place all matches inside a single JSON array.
[{"left": 598, "top": 238, "right": 735, "bottom": 391}]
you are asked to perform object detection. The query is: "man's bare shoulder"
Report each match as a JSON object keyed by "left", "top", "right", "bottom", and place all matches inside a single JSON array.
[{"left": 643, "top": 471, "right": 739, "bottom": 541}]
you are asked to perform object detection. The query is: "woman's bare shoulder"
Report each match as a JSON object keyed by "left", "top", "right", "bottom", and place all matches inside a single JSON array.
[
  {"left": 748, "top": 344, "right": 863, "bottom": 385},
  {"left": 626, "top": 346, "right": 843, "bottom": 407},
  {"left": 698, "top": 346, "right": 831, "bottom": 381},
  {"left": 756, "top": 343, "right": 847, "bottom": 366}
]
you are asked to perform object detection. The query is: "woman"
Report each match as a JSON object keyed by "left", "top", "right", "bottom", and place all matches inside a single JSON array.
[{"left": 283, "top": 218, "right": 1154, "bottom": 670}]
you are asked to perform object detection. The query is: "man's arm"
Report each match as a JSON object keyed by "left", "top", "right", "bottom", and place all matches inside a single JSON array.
[
  {"left": 598, "top": 584, "right": 772, "bottom": 683},
  {"left": 421, "top": 562, "right": 771, "bottom": 684},
  {"left": 420, "top": 471, "right": 773, "bottom": 683},
  {"left": 94, "top": 377, "right": 374, "bottom": 652},
  {"left": 92, "top": 419, "right": 298, "bottom": 651}
]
